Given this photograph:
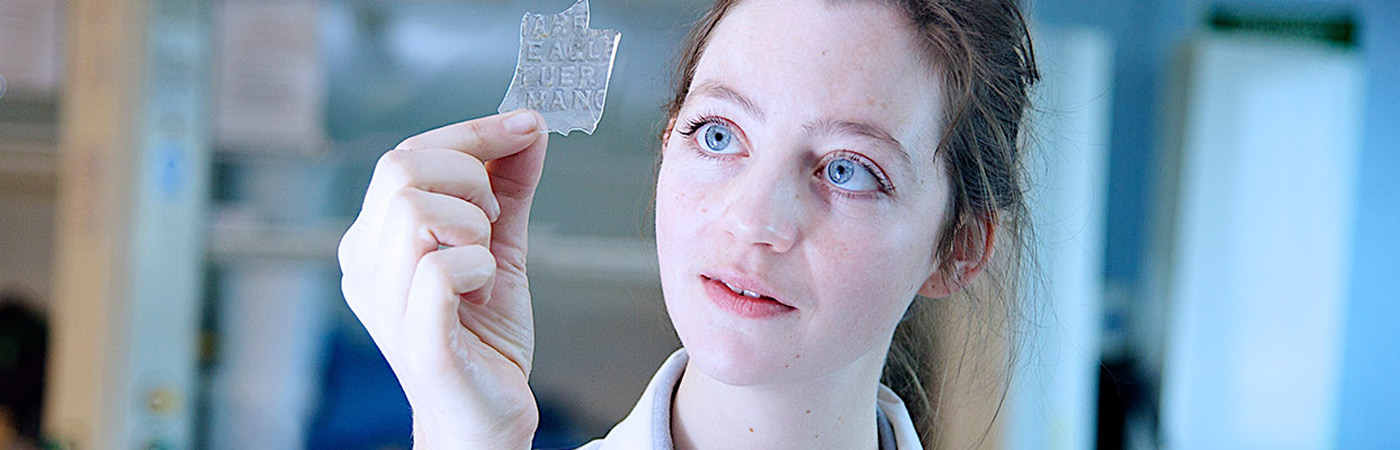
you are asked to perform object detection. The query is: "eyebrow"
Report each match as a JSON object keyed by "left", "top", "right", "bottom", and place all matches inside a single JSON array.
[
  {"left": 692, "top": 81, "right": 767, "bottom": 121},
  {"left": 805, "top": 119, "right": 913, "bottom": 168},
  {"left": 691, "top": 81, "right": 913, "bottom": 168}
]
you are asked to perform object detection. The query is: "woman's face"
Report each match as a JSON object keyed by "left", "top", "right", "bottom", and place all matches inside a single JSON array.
[{"left": 655, "top": 0, "right": 952, "bottom": 385}]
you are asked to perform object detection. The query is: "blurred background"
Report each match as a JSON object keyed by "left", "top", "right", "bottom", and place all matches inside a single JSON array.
[{"left": 0, "top": 0, "right": 1394, "bottom": 449}]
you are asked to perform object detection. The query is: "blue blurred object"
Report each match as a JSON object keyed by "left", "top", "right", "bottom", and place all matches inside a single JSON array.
[
  {"left": 533, "top": 394, "right": 592, "bottom": 449},
  {"left": 305, "top": 323, "right": 591, "bottom": 450},
  {"left": 306, "top": 327, "right": 412, "bottom": 450}
]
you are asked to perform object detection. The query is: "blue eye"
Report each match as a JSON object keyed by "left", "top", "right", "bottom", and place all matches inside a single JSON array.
[
  {"left": 699, "top": 122, "right": 739, "bottom": 154},
  {"left": 824, "top": 157, "right": 881, "bottom": 192}
]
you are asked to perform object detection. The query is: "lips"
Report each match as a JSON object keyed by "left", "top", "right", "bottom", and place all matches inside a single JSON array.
[
  {"left": 717, "top": 277, "right": 765, "bottom": 299},
  {"left": 700, "top": 273, "right": 795, "bottom": 318}
]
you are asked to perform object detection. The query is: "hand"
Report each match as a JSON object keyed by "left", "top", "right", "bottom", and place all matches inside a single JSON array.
[{"left": 338, "top": 110, "right": 548, "bottom": 449}]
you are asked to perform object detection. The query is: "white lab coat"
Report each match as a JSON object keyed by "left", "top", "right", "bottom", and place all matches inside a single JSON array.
[{"left": 575, "top": 349, "right": 922, "bottom": 450}]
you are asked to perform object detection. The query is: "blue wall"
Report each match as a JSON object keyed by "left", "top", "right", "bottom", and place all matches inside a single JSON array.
[
  {"left": 1336, "top": 0, "right": 1400, "bottom": 448},
  {"left": 1033, "top": 0, "right": 1399, "bottom": 446},
  {"left": 1033, "top": 0, "right": 1194, "bottom": 288}
]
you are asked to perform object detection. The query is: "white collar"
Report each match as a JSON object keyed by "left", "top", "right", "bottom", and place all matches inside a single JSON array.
[{"left": 582, "top": 349, "right": 923, "bottom": 450}]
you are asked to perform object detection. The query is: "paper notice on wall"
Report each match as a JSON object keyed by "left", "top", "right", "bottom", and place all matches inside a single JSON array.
[
  {"left": 214, "top": 1, "right": 325, "bottom": 153},
  {"left": 0, "top": 0, "right": 64, "bottom": 98}
]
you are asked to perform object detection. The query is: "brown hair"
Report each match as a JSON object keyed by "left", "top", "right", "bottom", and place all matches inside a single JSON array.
[{"left": 663, "top": 0, "right": 1040, "bottom": 447}]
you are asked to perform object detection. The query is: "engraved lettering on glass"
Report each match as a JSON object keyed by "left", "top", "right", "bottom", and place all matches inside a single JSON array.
[{"left": 498, "top": 0, "right": 622, "bottom": 135}]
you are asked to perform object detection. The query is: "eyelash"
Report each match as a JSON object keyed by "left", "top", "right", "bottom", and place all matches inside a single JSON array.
[
  {"left": 674, "top": 114, "right": 896, "bottom": 198},
  {"left": 821, "top": 151, "right": 895, "bottom": 198},
  {"left": 677, "top": 114, "right": 741, "bottom": 161},
  {"left": 676, "top": 116, "right": 713, "bottom": 137}
]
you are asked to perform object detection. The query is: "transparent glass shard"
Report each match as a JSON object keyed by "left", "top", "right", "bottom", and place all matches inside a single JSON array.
[{"left": 498, "top": 0, "right": 622, "bottom": 136}]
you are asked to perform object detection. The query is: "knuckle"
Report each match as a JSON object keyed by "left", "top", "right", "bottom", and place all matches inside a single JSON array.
[
  {"left": 463, "top": 246, "right": 497, "bottom": 278},
  {"left": 375, "top": 149, "right": 418, "bottom": 183},
  {"left": 461, "top": 153, "right": 489, "bottom": 182},
  {"left": 463, "top": 205, "right": 492, "bottom": 240},
  {"left": 462, "top": 120, "right": 489, "bottom": 150},
  {"left": 341, "top": 277, "right": 363, "bottom": 311},
  {"left": 394, "top": 134, "right": 424, "bottom": 151},
  {"left": 387, "top": 189, "right": 439, "bottom": 247},
  {"left": 417, "top": 251, "right": 457, "bottom": 288},
  {"left": 442, "top": 152, "right": 489, "bottom": 196},
  {"left": 337, "top": 222, "right": 361, "bottom": 270},
  {"left": 459, "top": 243, "right": 490, "bottom": 260},
  {"left": 418, "top": 246, "right": 495, "bottom": 292},
  {"left": 387, "top": 187, "right": 427, "bottom": 217}
]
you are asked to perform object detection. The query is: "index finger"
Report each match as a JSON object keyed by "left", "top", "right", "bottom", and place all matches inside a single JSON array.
[{"left": 396, "top": 109, "right": 545, "bottom": 162}]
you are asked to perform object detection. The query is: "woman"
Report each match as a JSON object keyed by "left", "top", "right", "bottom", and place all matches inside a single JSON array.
[{"left": 337, "top": 0, "right": 1038, "bottom": 448}]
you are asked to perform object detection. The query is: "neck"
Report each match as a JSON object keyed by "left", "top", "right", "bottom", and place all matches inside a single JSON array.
[{"left": 670, "top": 351, "right": 886, "bottom": 450}]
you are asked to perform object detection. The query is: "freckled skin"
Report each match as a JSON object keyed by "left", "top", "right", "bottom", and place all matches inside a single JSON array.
[
  {"left": 659, "top": 1, "right": 968, "bottom": 448},
  {"left": 657, "top": 0, "right": 950, "bottom": 388}
]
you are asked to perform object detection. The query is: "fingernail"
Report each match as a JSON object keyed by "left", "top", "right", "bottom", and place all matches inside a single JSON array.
[
  {"left": 488, "top": 199, "right": 501, "bottom": 223},
  {"left": 503, "top": 110, "right": 537, "bottom": 134}
]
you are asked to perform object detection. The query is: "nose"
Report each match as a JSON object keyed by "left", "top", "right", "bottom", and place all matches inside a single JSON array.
[{"left": 719, "top": 167, "right": 800, "bottom": 253}]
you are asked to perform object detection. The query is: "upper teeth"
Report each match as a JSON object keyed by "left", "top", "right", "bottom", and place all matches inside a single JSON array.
[{"left": 721, "top": 280, "right": 762, "bottom": 298}]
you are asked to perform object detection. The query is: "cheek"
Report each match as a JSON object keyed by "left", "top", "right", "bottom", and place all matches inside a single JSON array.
[
  {"left": 654, "top": 159, "right": 716, "bottom": 270},
  {"left": 655, "top": 160, "right": 696, "bottom": 238},
  {"left": 806, "top": 224, "right": 930, "bottom": 335},
  {"left": 814, "top": 219, "right": 931, "bottom": 291},
  {"left": 655, "top": 165, "right": 681, "bottom": 260},
  {"left": 655, "top": 148, "right": 725, "bottom": 233}
]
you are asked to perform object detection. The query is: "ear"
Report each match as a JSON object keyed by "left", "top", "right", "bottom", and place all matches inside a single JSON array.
[{"left": 918, "top": 214, "right": 997, "bottom": 299}]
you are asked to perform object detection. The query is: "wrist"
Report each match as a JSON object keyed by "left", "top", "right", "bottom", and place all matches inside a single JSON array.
[{"left": 411, "top": 408, "right": 537, "bottom": 450}]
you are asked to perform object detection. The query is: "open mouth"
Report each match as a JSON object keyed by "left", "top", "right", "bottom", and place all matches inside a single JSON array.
[{"left": 700, "top": 274, "right": 795, "bottom": 318}]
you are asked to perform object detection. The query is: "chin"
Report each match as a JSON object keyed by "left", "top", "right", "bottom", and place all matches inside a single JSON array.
[
  {"left": 677, "top": 325, "right": 800, "bottom": 386},
  {"left": 663, "top": 290, "right": 801, "bottom": 386}
]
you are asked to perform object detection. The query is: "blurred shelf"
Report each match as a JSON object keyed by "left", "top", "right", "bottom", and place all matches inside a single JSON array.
[
  {"left": 207, "top": 216, "right": 659, "bottom": 282},
  {"left": 213, "top": 138, "right": 334, "bottom": 163},
  {"left": 0, "top": 94, "right": 61, "bottom": 125},
  {"left": 529, "top": 229, "right": 658, "bottom": 283},
  {"left": 0, "top": 121, "right": 59, "bottom": 197},
  {"left": 208, "top": 216, "right": 350, "bottom": 264}
]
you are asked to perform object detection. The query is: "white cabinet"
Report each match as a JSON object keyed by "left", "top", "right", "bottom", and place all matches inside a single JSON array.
[{"left": 1153, "top": 33, "right": 1362, "bottom": 450}]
